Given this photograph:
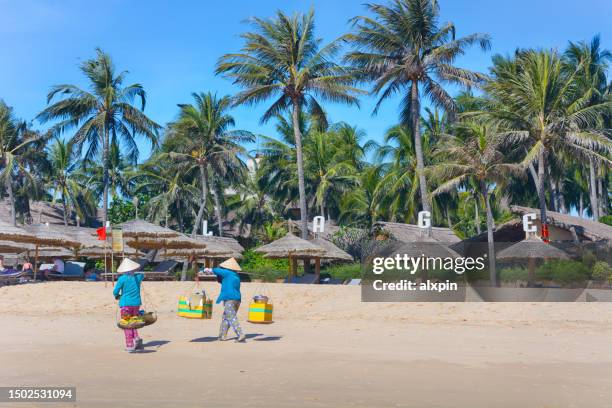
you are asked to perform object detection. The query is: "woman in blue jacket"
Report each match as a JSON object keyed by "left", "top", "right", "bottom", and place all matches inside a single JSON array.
[
  {"left": 113, "top": 258, "right": 145, "bottom": 352},
  {"left": 206, "top": 258, "right": 245, "bottom": 343}
]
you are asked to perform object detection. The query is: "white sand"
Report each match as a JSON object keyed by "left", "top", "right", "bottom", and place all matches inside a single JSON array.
[{"left": 1, "top": 281, "right": 611, "bottom": 408}]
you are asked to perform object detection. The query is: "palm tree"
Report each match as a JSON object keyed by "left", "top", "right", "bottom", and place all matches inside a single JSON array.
[
  {"left": 165, "top": 92, "right": 253, "bottom": 237},
  {"left": 216, "top": 9, "right": 362, "bottom": 239},
  {"left": 339, "top": 165, "right": 384, "bottom": 228},
  {"left": 564, "top": 35, "right": 611, "bottom": 219},
  {"left": 81, "top": 141, "right": 136, "bottom": 202},
  {"left": 0, "top": 101, "right": 42, "bottom": 225},
  {"left": 133, "top": 158, "right": 200, "bottom": 232},
  {"left": 428, "top": 122, "right": 524, "bottom": 285},
  {"left": 47, "top": 138, "right": 97, "bottom": 226},
  {"left": 37, "top": 48, "right": 160, "bottom": 223},
  {"left": 306, "top": 129, "right": 359, "bottom": 220},
  {"left": 345, "top": 0, "right": 491, "bottom": 227},
  {"left": 484, "top": 49, "right": 612, "bottom": 237}
]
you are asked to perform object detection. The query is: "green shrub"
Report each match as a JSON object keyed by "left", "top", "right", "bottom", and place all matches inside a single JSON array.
[
  {"left": 536, "top": 260, "right": 589, "bottom": 285},
  {"left": 321, "top": 262, "right": 362, "bottom": 280},
  {"left": 240, "top": 249, "right": 289, "bottom": 271},
  {"left": 499, "top": 267, "right": 529, "bottom": 282},
  {"left": 581, "top": 250, "right": 597, "bottom": 269},
  {"left": 599, "top": 215, "right": 612, "bottom": 226},
  {"left": 592, "top": 261, "right": 612, "bottom": 282}
]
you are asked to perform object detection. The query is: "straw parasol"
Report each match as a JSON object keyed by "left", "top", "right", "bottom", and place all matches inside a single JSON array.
[
  {"left": 308, "top": 237, "right": 353, "bottom": 282},
  {"left": 309, "top": 238, "right": 353, "bottom": 261},
  {"left": 0, "top": 240, "right": 35, "bottom": 253},
  {"left": 23, "top": 247, "right": 74, "bottom": 261},
  {"left": 120, "top": 220, "right": 180, "bottom": 238},
  {"left": 497, "top": 238, "right": 569, "bottom": 286},
  {"left": 255, "top": 233, "right": 325, "bottom": 278},
  {"left": 0, "top": 220, "right": 46, "bottom": 243},
  {"left": 7, "top": 223, "right": 82, "bottom": 279}
]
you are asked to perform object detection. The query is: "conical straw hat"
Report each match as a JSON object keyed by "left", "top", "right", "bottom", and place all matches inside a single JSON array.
[
  {"left": 219, "top": 257, "right": 241, "bottom": 272},
  {"left": 117, "top": 258, "right": 141, "bottom": 273}
]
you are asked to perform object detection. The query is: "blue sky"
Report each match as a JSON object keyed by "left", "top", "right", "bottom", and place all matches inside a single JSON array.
[{"left": 1, "top": 0, "right": 610, "bottom": 161}]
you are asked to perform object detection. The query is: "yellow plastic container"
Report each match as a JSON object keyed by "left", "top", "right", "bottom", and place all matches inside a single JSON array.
[
  {"left": 248, "top": 302, "right": 273, "bottom": 323},
  {"left": 177, "top": 295, "right": 213, "bottom": 319}
]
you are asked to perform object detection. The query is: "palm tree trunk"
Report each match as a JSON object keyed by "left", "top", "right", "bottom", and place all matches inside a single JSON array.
[
  {"left": 61, "top": 193, "right": 68, "bottom": 226},
  {"left": 410, "top": 82, "right": 431, "bottom": 235},
  {"left": 210, "top": 178, "right": 224, "bottom": 237},
  {"left": 102, "top": 126, "right": 110, "bottom": 224},
  {"left": 481, "top": 182, "right": 496, "bottom": 286},
  {"left": 597, "top": 173, "right": 604, "bottom": 218},
  {"left": 292, "top": 101, "right": 309, "bottom": 240},
  {"left": 579, "top": 193, "right": 584, "bottom": 217},
  {"left": 536, "top": 149, "right": 548, "bottom": 241},
  {"left": 588, "top": 157, "right": 599, "bottom": 220},
  {"left": 474, "top": 199, "right": 481, "bottom": 235},
  {"left": 192, "top": 163, "right": 209, "bottom": 237},
  {"left": 558, "top": 180, "right": 566, "bottom": 214},
  {"left": 547, "top": 166, "right": 557, "bottom": 212},
  {"left": 5, "top": 176, "right": 16, "bottom": 226}
]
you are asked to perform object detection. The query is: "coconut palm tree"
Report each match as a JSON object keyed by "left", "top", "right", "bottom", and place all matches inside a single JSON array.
[
  {"left": 0, "top": 101, "right": 42, "bottom": 225},
  {"left": 133, "top": 158, "right": 200, "bottom": 232},
  {"left": 345, "top": 0, "right": 491, "bottom": 226},
  {"left": 484, "top": 49, "right": 612, "bottom": 237},
  {"left": 164, "top": 92, "right": 253, "bottom": 237},
  {"left": 564, "top": 35, "right": 611, "bottom": 219},
  {"left": 81, "top": 141, "right": 136, "bottom": 202},
  {"left": 428, "top": 122, "right": 524, "bottom": 285},
  {"left": 37, "top": 48, "right": 160, "bottom": 223},
  {"left": 47, "top": 138, "right": 97, "bottom": 226},
  {"left": 216, "top": 9, "right": 362, "bottom": 239}
]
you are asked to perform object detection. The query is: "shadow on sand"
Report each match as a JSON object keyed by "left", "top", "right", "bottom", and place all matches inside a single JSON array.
[
  {"left": 144, "top": 340, "right": 171, "bottom": 348},
  {"left": 190, "top": 333, "right": 283, "bottom": 342}
]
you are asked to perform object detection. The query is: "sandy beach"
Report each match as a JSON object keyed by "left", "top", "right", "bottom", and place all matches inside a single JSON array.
[{"left": 1, "top": 281, "right": 611, "bottom": 408}]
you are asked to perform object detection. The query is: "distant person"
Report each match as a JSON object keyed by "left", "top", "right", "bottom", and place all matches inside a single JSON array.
[
  {"left": 204, "top": 258, "right": 245, "bottom": 343},
  {"left": 113, "top": 258, "right": 145, "bottom": 353},
  {"left": 42, "top": 257, "right": 65, "bottom": 279},
  {"left": 0, "top": 255, "right": 6, "bottom": 272},
  {"left": 22, "top": 260, "right": 33, "bottom": 275}
]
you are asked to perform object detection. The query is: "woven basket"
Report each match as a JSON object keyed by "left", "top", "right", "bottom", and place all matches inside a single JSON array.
[{"left": 142, "top": 311, "right": 157, "bottom": 326}]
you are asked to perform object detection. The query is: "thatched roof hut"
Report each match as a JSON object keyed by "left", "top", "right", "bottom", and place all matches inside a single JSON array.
[
  {"left": 511, "top": 206, "right": 612, "bottom": 242},
  {"left": 497, "top": 239, "right": 569, "bottom": 260},
  {"left": 309, "top": 237, "right": 353, "bottom": 261},
  {"left": 255, "top": 234, "right": 325, "bottom": 258},
  {"left": 374, "top": 221, "right": 461, "bottom": 243}
]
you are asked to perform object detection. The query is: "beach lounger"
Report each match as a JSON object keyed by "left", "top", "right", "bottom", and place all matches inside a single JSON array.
[
  {"left": 143, "top": 260, "right": 179, "bottom": 280},
  {"left": 347, "top": 279, "right": 362, "bottom": 286},
  {"left": 0, "top": 270, "right": 28, "bottom": 286},
  {"left": 47, "top": 262, "right": 86, "bottom": 280}
]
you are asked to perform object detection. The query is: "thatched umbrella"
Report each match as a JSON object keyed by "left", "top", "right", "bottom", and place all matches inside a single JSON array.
[
  {"left": 120, "top": 220, "right": 180, "bottom": 238},
  {"left": 309, "top": 237, "right": 353, "bottom": 282},
  {"left": 0, "top": 240, "right": 35, "bottom": 253},
  {"left": 13, "top": 223, "right": 82, "bottom": 279},
  {"left": 23, "top": 247, "right": 74, "bottom": 261},
  {"left": 0, "top": 220, "right": 39, "bottom": 243},
  {"left": 497, "top": 238, "right": 569, "bottom": 286},
  {"left": 255, "top": 233, "right": 325, "bottom": 278}
]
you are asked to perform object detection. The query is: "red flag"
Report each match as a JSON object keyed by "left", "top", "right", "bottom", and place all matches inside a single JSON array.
[{"left": 96, "top": 227, "right": 107, "bottom": 241}]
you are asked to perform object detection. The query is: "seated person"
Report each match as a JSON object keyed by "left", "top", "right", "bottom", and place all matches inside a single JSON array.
[
  {"left": 22, "top": 261, "right": 33, "bottom": 275},
  {"left": 43, "top": 257, "right": 65, "bottom": 279}
]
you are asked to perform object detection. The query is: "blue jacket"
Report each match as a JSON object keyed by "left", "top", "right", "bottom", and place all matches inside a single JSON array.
[
  {"left": 212, "top": 267, "right": 241, "bottom": 304},
  {"left": 113, "top": 272, "right": 144, "bottom": 307}
]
